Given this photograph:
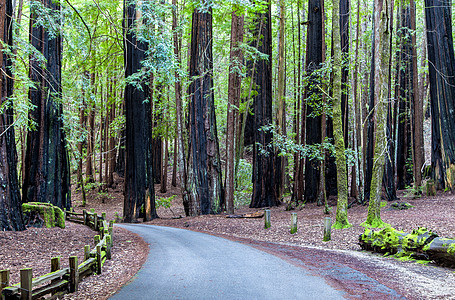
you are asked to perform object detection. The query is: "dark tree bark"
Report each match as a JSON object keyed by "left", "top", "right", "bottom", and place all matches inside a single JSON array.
[
  {"left": 364, "top": 15, "right": 375, "bottom": 203},
  {"left": 424, "top": 0, "right": 455, "bottom": 189},
  {"left": 303, "top": 0, "right": 325, "bottom": 203},
  {"left": 123, "top": 0, "right": 157, "bottom": 222},
  {"left": 249, "top": 1, "right": 278, "bottom": 208},
  {"left": 22, "top": 0, "right": 70, "bottom": 210},
  {"left": 396, "top": 5, "right": 413, "bottom": 190},
  {"left": 0, "top": 0, "right": 24, "bottom": 231},
  {"left": 340, "top": 0, "right": 349, "bottom": 146},
  {"left": 186, "top": 5, "right": 224, "bottom": 215},
  {"left": 152, "top": 84, "right": 163, "bottom": 184},
  {"left": 383, "top": 1, "right": 397, "bottom": 201}
]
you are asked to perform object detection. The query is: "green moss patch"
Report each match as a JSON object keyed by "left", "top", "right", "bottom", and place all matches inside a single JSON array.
[{"left": 22, "top": 202, "right": 65, "bottom": 229}]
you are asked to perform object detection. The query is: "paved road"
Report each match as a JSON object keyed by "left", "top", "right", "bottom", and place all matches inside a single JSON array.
[{"left": 110, "top": 224, "right": 345, "bottom": 300}]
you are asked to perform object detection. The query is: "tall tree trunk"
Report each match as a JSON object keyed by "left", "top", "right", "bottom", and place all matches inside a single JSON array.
[
  {"left": 410, "top": 0, "right": 424, "bottom": 191},
  {"left": 332, "top": 0, "right": 350, "bottom": 228},
  {"left": 171, "top": 136, "right": 177, "bottom": 187},
  {"left": 186, "top": 4, "right": 224, "bottom": 215},
  {"left": 275, "top": 0, "right": 286, "bottom": 202},
  {"left": 0, "top": 0, "right": 24, "bottom": 231},
  {"left": 123, "top": 0, "right": 157, "bottom": 222},
  {"left": 425, "top": 0, "right": 455, "bottom": 189},
  {"left": 303, "top": 0, "right": 325, "bottom": 203},
  {"left": 383, "top": 0, "right": 397, "bottom": 201},
  {"left": 172, "top": 0, "right": 190, "bottom": 215},
  {"left": 250, "top": 1, "right": 278, "bottom": 208},
  {"left": 225, "top": 5, "right": 244, "bottom": 214},
  {"left": 364, "top": 0, "right": 392, "bottom": 228},
  {"left": 22, "top": 0, "right": 71, "bottom": 209}
]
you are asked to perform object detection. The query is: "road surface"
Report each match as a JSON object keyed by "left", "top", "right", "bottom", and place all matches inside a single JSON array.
[{"left": 110, "top": 224, "right": 345, "bottom": 300}]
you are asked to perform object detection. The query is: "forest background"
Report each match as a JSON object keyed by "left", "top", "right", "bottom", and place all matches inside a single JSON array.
[{"left": 0, "top": 0, "right": 452, "bottom": 232}]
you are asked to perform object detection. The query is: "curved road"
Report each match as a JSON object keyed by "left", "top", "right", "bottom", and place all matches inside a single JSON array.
[{"left": 110, "top": 224, "right": 345, "bottom": 300}]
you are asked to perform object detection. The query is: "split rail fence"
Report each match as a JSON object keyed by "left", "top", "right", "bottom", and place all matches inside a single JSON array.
[{"left": 1, "top": 209, "right": 114, "bottom": 300}]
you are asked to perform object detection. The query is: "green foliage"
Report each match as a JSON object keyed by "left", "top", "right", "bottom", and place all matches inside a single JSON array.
[
  {"left": 156, "top": 195, "right": 177, "bottom": 209},
  {"left": 234, "top": 159, "right": 253, "bottom": 208}
]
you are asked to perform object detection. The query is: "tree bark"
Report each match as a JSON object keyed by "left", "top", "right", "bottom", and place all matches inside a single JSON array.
[
  {"left": 225, "top": 5, "right": 244, "bottom": 214},
  {"left": 364, "top": 0, "right": 392, "bottom": 228},
  {"left": 332, "top": 0, "right": 350, "bottom": 228},
  {"left": 123, "top": 0, "right": 157, "bottom": 222},
  {"left": 424, "top": 0, "right": 455, "bottom": 189},
  {"left": 22, "top": 0, "right": 71, "bottom": 210},
  {"left": 0, "top": 0, "right": 24, "bottom": 231},
  {"left": 303, "top": 0, "right": 325, "bottom": 203},
  {"left": 186, "top": 5, "right": 224, "bottom": 215},
  {"left": 410, "top": 0, "right": 423, "bottom": 191},
  {"left": 250, "top": 1, "right": 278, "bottom": 208}
]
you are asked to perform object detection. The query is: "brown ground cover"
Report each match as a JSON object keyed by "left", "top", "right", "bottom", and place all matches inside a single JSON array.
[{"left": 3, "top": 175, "right": 455, "bottom": 299}]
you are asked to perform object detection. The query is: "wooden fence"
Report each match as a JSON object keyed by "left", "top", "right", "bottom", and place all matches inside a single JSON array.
[{"left": 1, "top": 210, "right": 114, "bottom": 300}]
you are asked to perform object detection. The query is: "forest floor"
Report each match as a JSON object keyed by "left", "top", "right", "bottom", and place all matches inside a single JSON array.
[{"left": 3, "top": 171, "right": 455, "bottom": 299}]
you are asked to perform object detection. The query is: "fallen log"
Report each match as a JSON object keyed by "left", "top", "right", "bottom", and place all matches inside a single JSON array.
[
  {"left": 359, "top": 227, "right": 455, "bottom": 267},
  {"left": 226, "top": 211, "right": 264, "bottom": 219},
  {"left": 359, "top": 227, "right": 438, "bottom": 256},
  {"left": 423, "top": 237, "right": 455, "bottom": 267}
]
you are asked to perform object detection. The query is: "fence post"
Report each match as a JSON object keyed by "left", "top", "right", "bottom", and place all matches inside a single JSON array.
[
  {"left": 0, "top": 269, "right": 9, "bottom": 291},
  {"left": 290, "top": 213, "right": 298, "bottom": 234},
  {"left": 102, "top": 212, "right": 106, "bottom": 221},
  {"left": 323, "top": 217, "right": 332, "bottom": 242},
  {"left": 84, "top": 245, "right": 91, "bottom": 261},
  {"left": 50, "top": 257, "right": 60, "bottom": 295},
  {"left": 20, "top": 268, "right": 32, "bottom": 300},
  {"left": 109, "top": 221, "right": 114, "bottom": 242},
  {"left": 83, "top": 209, "right": 87, "bottom": 225},
  {"left": 264, "top": 209, "right": 271, "bottom": 229},
  {"left": 69, "top": 256, "right": 78, "bottom": 293},
  {"left": 106, "top": 235, "right": 112, "bottom": 260},
  {"left": 96, "top": 245, "right": 102, "bottom": 275},
  {"left": 94, "top": 214, "right": 99, "bottom": 231},
  {"left": 94, "top": 235, "right": 100, "bottom": 246},
  {"left": 100, "top": 226, "right": 104, "bottom": 239}
]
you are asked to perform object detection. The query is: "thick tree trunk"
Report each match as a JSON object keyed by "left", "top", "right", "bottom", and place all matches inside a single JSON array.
[
  {"left": 187, "top": 6, "right": 224, "bottom": 215},
  {"left": 225, "top": 6, "right": 244, "bottom": 214},
  {"left": 22, "top": 0, "right": 71, "bottom": 210},
  {"left": 250, "top": 1, "right": 278, "bottom": 208},
  {"left": 303, "top": 0, "right": 325, "bottom": 203},
  {"left": 424, "top": 0, "right": 455, "bottom": 189},
  {"left": 0, "top": 0, "right": 24, "bottom": 231},
  {"left": 123, "top": 0, "right": 157, "bottom": 222}
]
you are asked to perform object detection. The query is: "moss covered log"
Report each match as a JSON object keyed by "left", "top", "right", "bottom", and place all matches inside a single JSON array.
[{"left": 359, "top": 227, "right": 455, "bottom": 267}]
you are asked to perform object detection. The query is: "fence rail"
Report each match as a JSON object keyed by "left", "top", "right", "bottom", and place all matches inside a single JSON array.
[{"left": 1, "top": 209, "right": 114, "bottom": 300}]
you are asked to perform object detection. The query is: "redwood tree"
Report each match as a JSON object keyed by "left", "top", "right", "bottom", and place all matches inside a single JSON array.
[
  {"left": 123, "top": 0, "right": 157, "bottom": 222},
  {"left": 303, "top": 0, "right": 324, "bottom": 203},
  {"left": 0, "top": 0, "right": 24, "bottom": 231},
  {"left": 186, "top": 3, "right": 224, "bottom": 215},
  {"left": 22, "top": 0, "right": 70, "bottom": 209},
  {"left": 250, "top": 1, "right": 278, "bottom": 208},
  {"left": 424, "top": 0, "right": 455, "bottom": 189}
]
